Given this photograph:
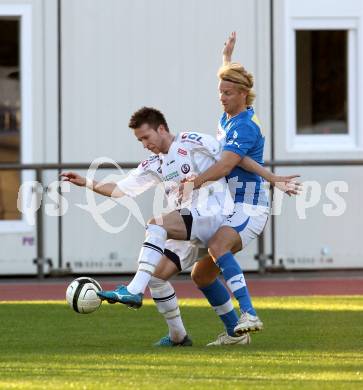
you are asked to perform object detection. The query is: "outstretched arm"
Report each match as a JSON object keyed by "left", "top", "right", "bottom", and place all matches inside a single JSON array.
[
  {"left": 60, "top": 172, "right": 125, "bottom": 198},
  {"left": 185, "top": 152, "right": 301, "bottom": 196},
  {"left": 238, "top": 157, "right": 301, "bottom": 196}
]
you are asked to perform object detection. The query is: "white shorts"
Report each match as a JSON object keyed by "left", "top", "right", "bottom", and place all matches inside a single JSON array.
[
  {"left": 189, "top": 208, "right": 226, "bottom": 246},
  {"left": 221, "top": 203, "right": 270, "bottom": 248},
  {"left": 164, "top": 204, "right": 269, "bottom": 270},
  {"left": 164, "top": 240, "right": 207, "bottom": 271},
  {"left": 162, "top": 196, "right": 227, "bottom": 272}
]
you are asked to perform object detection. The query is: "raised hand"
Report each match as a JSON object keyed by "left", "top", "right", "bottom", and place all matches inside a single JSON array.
[
  {"left": 60, "top": 172, "right": 87, "bottom": 187},
  {"left": 223, "top": 31, "right": 236, "bottom": 64}
]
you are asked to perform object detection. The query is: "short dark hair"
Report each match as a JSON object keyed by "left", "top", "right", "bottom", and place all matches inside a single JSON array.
[{"left": 128, "top": 107, "right": 169, "bottom": 132}]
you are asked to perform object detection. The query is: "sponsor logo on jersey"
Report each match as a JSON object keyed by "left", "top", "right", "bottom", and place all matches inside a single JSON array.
[
  {"left": 166, "top": 159, "right": 175, "bottom": 166},
  {"left": 141, "top": 160, "right": 149, "bottom": 168},
  {"left": 181, "top": 132, "right": 203, "bottom": 145},
  {"left": 181, "top": 164, "right": 190, "bottom": 174},
  {"left": 177, "top": 148, "right": 188, "bottom": 156},
  {"left": 157, "top": 167, "right": 162, "bottom": 174},
  {"left": 226, "top": 139, "right": 243, "bottom": 149},
  {"left": 164, "top": 171, "right": 179, "bottom": 181},
  {"left": 233, "top": 130, "right": 238, "bottom": 139}
]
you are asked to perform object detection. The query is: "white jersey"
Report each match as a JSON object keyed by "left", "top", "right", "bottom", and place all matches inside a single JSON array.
[{"left": 117, "top": 131, "right": 232, "bottom": 216}]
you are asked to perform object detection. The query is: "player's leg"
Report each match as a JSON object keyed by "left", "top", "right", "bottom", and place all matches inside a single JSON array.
[
  {"left": 150, "top": 255, "right": 192, "bottom": 347},
  {"left": 126, "top": 211, "right": 187, "bottom": 294},
  {"left": 191, "top": 251, "right": 250, "bottom": 346},
  {"left": 175, "top": 204, "right": 250, "bottom": 345},
  {"left": 208, "top": 226, "right": 257, "bottom": 316},
  {"left": 97, "top": 211, "right": 188, "bottom": 307},
  {"left": 207, "top": 205, "right": 269, "bottom": 334},
  {"left": 208, "top": 227, "right": 262, "bottom": 333}
]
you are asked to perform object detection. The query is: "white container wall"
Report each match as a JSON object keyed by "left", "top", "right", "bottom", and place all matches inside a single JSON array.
[{"left": 0, "top": 0, "right": 362, "bottom": 274}]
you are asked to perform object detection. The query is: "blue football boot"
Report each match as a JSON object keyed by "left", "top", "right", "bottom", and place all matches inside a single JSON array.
[
  {"left": 96, "top": 284, "right": 143, "bottom": 309},
  {"left": 154, "top": 335, "right": 193, "bottom": 347}
]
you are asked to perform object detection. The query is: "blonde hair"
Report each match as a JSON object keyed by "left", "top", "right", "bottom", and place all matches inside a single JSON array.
[{"left": 218, "top": 62, "right": 256, "bottom": 106}]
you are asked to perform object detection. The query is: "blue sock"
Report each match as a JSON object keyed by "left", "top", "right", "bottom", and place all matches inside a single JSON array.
[
  {"left": 216, "top": 252, "right": 256, "bottom": 316},
  {"left": 199, "top": 278, "right": 239, "bottom": 336}
]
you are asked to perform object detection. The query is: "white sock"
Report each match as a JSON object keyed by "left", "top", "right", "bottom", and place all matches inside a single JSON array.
[
  {"left": 149, "top": 276, "right": 187, "bottom": 343},
  {"left": 127, "top": 224, "right": 167, "bottom": 295}
]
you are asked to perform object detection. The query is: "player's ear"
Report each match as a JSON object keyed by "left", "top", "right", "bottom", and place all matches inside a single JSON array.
[{"left": 157, "top": 124, "right": 165, "bottom": 134}]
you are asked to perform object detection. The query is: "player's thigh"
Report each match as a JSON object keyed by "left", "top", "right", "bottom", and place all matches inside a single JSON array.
[
  {"left": 153, "top": 255, "right": 180, "bottom": 280},
  {"left": 149, "top": 211, "right": 187, "bottom": 240},
  {"left": 208, "top": 226, "right": 242, "bottom": 260},
  {"left": 191, "top": 254, "right": 220, "bottom": 288}
]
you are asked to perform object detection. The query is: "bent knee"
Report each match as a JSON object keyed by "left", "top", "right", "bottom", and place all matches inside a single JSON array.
[
  {"left": 191, "top": 268, "right": 213, "bottom": 288},
  {"left": 190, "top": 269, "right": 205, "bottom": 287}
]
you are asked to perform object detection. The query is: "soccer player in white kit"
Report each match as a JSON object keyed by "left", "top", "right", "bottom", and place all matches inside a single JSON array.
[
  {"left": 94, "top": 107, "right": 238, "bottom": 308},
  {"left": 62, "top": 107, "right": 297, "bottom": 346}
]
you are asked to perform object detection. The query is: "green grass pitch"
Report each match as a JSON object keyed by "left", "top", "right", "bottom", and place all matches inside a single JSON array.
[{"left": 0, "top": 296, "right": 362, "bottom": 389}]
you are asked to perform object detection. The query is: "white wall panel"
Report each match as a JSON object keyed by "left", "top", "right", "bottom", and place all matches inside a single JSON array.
[
  {"left": 61, "top": 0, "right": 269, "bottom": 162},
  {"left": 61, "top": 169, "right": 156, "bottom": 273},
  {"left": 274, "top": 167, "right": 362, "bottom": 269},
  {"left": 59, "top": 0, "right": 271, "bottom": 273}
]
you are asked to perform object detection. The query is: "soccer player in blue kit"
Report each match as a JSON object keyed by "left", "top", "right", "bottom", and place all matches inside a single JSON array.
[{"left": 188, "top": 32, "right": 278, "bottom": 343}]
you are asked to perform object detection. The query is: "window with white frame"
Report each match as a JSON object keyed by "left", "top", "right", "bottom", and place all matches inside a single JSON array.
[
  {"left": 0, "top": 17, "right": 21, "bottom": 220},
  {"left": 287, "top": 19, "right": 358, "bottom": 151},
  {"left": 0, "top": 4, "right": 32, "bottom": 232}
]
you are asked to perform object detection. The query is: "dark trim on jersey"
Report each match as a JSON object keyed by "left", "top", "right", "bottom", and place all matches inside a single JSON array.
[
  {"left": 152, "top": 292, "right": 176, "bottom": 302},
  {"left": 178, "top": 208, "right": 193, "bottom": 240},
  {"left": 164, "top": 248, "right": 182, "bottom": 271},
  {"left": 143, "top": 242, "right": 164, "bottom": 256}
]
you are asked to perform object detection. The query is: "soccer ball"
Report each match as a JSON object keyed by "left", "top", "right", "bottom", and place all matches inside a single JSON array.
[{"left": 66, "top": 277, "right": 102, "bottom": 314}]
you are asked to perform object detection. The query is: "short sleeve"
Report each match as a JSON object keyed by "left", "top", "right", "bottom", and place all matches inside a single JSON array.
[
  {"left": 199, "top": 134, "right": 221, "bottom": 157},
  {"left": 223, "top": 122, "right": 258, "bottom": 158},
  {"left": 116, "top": 160, "right": 161, "bottom": 197}
]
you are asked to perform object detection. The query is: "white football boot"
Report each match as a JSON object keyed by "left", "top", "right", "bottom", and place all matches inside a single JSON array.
[
  {"left": 234, "top": 312, "right": 263, "bottom": 335},
  {"left": 207, "top": 332, "right": 251, "bottom": 346}
]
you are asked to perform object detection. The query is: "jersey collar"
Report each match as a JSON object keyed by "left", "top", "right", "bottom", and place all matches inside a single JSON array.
[{"left": 224, "top": 106, "right": 254, "bottom": 122}]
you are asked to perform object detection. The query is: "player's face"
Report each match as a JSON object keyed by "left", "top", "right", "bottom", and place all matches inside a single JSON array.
[
  {"left": 134, "top": 124, "right": 164, "bottom": 154},
  {"left": 219, "top": 80, "right": 247, "bottom": 116}
]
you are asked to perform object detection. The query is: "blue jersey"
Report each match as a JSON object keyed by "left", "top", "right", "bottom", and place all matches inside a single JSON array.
[{"left": 218, "top": 107, "right": 268, "bottom": 206}]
